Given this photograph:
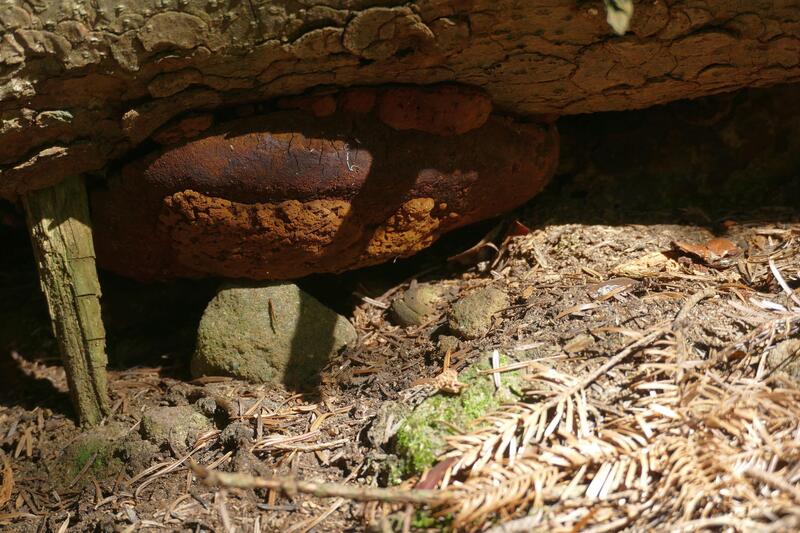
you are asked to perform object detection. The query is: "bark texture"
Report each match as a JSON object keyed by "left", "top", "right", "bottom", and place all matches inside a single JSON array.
[
  {"left": 23, "top": 175, "right": 110, "bottom": 426},
  {"left": 2, "top": 1, "right": 800, "bottom": 199}
]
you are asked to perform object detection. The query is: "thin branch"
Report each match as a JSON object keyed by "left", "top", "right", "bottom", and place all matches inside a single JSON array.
[
  {"left": 271, "top": 438, "right": 349, "bottom": 452},
  {"left": 769, "top": 258, "right": 800, "bottom": 308},
  {"left": 674, "top": 288, "right": 716, "bottom": 328},
  {"left": 189, "top": 460, "right": 442, "bottom": 505},
  {"left": 556, "top": 325, "right": 668, "bottom": 404}
]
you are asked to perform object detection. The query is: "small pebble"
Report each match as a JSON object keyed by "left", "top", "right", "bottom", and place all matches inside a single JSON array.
[
  {"left": 448, "top": 287, "right": 509, "bottom": 339},
  {"left": 438, "top": 335, "right": 460, "bottom": 355},
  {"left": 390, "top": 283, "right": 442, "bottom": 326}
]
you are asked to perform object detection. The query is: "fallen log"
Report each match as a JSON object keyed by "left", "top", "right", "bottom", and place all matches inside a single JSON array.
[{"left": 2, "top": 1, "right": 800, "bottom": 197}]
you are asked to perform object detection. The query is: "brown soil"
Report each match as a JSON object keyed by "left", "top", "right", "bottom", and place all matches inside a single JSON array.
[{"left": 3, "top": 210, "right": 798, "bottom": 531}]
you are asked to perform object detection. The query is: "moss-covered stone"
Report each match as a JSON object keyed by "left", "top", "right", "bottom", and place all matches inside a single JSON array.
[
  {"left": 51, "top": 423, "right": 156, "bottom": 487},
  {"left": 391, "top": 357, "right": 521, "bottom": 482},
  {"left": 140, "top": 405, "right": 213, "bottom": 453},
  {"left": 71, "top": 435, "right": 115, "bottom": 475},
  {"left": 192, "top": 282, "right": 357, "bottom": 387},
  {"left": 448, "top": 287, "right": 509, "bottom": 339}
]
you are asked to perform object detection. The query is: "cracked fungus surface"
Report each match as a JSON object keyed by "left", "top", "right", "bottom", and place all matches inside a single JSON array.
[
  {"left": 92, "top": 103, "right": 558, "bottom": 280},
  {"left": 159, "top": 192, "right": 444, "bottom": 279}
]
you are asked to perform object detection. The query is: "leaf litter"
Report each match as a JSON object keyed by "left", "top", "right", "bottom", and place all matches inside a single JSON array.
[{"left": 0, "top": 207, "right": 799, "bottom": 531}]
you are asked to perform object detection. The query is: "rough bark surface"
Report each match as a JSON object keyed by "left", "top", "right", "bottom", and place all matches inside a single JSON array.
[
  {"left": 23, "top": 175, "right": 110, "bottom": 426},
  {"left": 2, "top": 1, "right": 800, "bottom": 198}
]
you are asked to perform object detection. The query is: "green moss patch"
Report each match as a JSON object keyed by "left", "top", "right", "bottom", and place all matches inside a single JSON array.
[
  {"left": 53, "top": 422, "right": 156, "bottom": 489},
  {"left": 71, "top": 437, "right": 114, "bottom": 474},
  {"left": 57, "top": 425, "right": 126, "bottom": 486},
  {"left": 391, "top": 357, "right": 522, "bottom": 482}
]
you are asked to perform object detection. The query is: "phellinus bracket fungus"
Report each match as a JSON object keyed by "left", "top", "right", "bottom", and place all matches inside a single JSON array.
[{"left": 92, "top": 85, "right": 559, "bottom": 281}]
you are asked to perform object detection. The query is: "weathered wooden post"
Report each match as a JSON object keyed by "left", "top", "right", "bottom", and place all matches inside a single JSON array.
[{"left": 22, "top": 175, "right": 110, "bottom": 426}]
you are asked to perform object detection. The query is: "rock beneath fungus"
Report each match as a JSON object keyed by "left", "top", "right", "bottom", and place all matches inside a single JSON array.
[{"left": 192, "top": 281, "right": 357, "bottom": 386}]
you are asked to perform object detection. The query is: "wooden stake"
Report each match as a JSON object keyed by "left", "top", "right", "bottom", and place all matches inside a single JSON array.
[{"left": 22, "top": 175, "right": 109, "bottom": 426}]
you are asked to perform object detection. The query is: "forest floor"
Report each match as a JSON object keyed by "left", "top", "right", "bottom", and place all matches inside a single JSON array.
[{"left": 1, "top": 137, "right": 800, "bottom": 531}]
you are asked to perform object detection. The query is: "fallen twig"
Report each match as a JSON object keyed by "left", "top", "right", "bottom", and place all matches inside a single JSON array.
[
  {"left": 769, "top": 258, "right": 800, "bottom": 308},
  {"left": 562, "top": 325, "right": 668, "bottom": 401},
  {"left": 673, "top": 288, "right": 716, "bottom": 328},
  {"left": 271, "top": 438, "right": 349, "bottom": 453},
  {"left": 66, "top": 452, "right": 97, "bottom": 488},
  {"left": 189, "top": 460, "right": 442, "bottom": 505}
]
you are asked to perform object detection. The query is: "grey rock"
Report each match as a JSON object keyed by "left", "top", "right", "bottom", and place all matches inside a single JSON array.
[
  {"left": 220, "top": 420, "right": 255, "bottom": 450},
  {"left": 438, "top": 335, "right": 460, "bottom": 357},
  {"left": 390, "top": 283, "right": 442, "bottom": 326},
  {"left": 140, "top": 405, "right": 212, "bottom": 452},
  {"left": 192, "top": 282, "right": 357, "bottom": 386},
  {"left": 118, "top": 434, "right": 159, "bottom": 475},
  {"left": 448, "top": 287, "right": 509, "bottom": 339},
  {"left": 194, "top": 396, "right": 217, "bottom": 417},
  {"left": 767, "top": 339, "right": 800, "bottom": 380},
  {"left": 164, "top": 382, "right": 193, "bottom": 406}
]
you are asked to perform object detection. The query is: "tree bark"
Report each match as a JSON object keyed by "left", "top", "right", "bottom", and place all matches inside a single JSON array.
[
  {"left": 23, "top": 175, "right": 109, "bottom": 426},
  {"left": 1, "top": 1, "right": 799, "bottom": 198}
]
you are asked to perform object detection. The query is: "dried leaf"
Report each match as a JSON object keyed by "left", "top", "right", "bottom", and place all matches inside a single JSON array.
[
  {"left": 672, "top": 237, "right": 740, "bottom": 268},
  {"left": 613, "top": 251, "right": 681, "bottom": 277}
]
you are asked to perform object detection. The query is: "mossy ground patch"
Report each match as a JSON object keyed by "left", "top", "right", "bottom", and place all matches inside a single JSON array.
[{"left": 391, "top": 356, "right": 522, "bottom": 481}]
